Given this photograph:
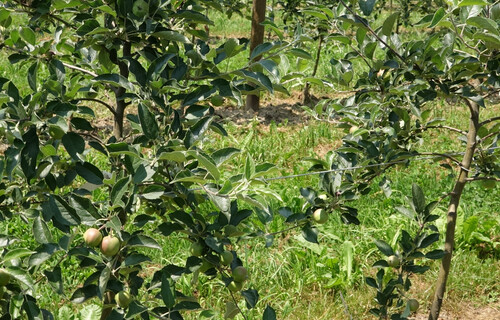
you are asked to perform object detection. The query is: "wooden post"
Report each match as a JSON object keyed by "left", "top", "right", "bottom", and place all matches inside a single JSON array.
[{"left": 246, "top": 0, "right": 266, "bottom": 112}]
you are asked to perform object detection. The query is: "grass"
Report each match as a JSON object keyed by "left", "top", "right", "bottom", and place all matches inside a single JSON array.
[{"left": 1, "top": 4, "right": 499, "bottom": 320}]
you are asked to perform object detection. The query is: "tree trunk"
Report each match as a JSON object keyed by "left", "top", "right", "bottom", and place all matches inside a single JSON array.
[
  {"left": 246, "top": 0, "right": 266, "bottom": 112},
  {"left": 428, "top": 100, "right": 480, "bottom": 320},
  {"left": 112, "top": 41, "right": 131, "bottom": 140},
  {"left": 302, "top": 34, "right": 324, "bottom": 105}
]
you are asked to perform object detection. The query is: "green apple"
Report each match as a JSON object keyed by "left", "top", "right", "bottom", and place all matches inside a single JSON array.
[
  {"left": 210, "top": 95, "right": 224, "bottom": 106},
  {"left": 227, "top": 280, "right": 243, "bottom": 292},
  {"left": 100, "top": 235, "right": 120, "bottom": 257},
  {"left": 83, "top": 228, "right": 102, "bottom": 247},
  {"left": 190, "top": 242, "right": 204, "bottom": 257},
  {"left": 132, "top": 0, "right": 149, "bottom": 19},
  {"left": 232, "top": 266, "right": 247, "bottom": 282},
  {"left": 312, "top": 208, "right": 328, "bottom": 224},
  {"left": 115, "top": 291, "right": 133, "bottom": 308},
  {"left": 408, "top": 299, "right": 419, "bottom": 312},
  {"left": 387, "top": 255, "right": 400, "bottom": 268},
  {"left": 220, "top": 250, "right": 233, "bottom": 266}
]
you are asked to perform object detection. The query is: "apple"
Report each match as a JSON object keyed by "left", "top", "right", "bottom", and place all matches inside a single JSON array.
[
  {"left": 199, "top": 260, "right": 213, "bottom": 273},
  {"left": 232, "top": 266, "right": 247, "bottom": 282},
  {"left": 0, "top": 269, "right": 10, "bottom": 286},
  {"left": 190, "top": 242, "right": 204, "bottom": 257},
  {"left": 312, "top": 208, "right": 328, "bottom": 224},
  {"left": 115, "top": 291, "right": 133, "bottom": 308},
  {"left": 48, "top": 125, "right": 65, "bottom": 139},
  {"left": 408, "top": 299, "right": 419, "bottom": 312},
  {"left": 227, "top": 280, "right": 243, "bottom": 292},
  {"left": 210, "top": 95, "right": 224, "bottom": 106},
  {"left": 387, "top": 255, "right": 400, "bottom": 268},
  {"left": 349, "top": 125, "right": 359, "bottom": 134},
  {"left": 132, "top": 0, "right": 149, "bottom": 19},
  {"left": 220, "top": 250, "right": 233, "bottom": 266},
  {"left": 100, "top": 235, "right": 120, "bottom": 257},
  {"left": 83, "top": 228, "right": 102, "bottom": 247}
]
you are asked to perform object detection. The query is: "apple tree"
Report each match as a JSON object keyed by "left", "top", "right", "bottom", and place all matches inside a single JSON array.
[
  {"left": 0, "top": 0, "right": 304, "bottom": 318},
  {"left": 301, "top": 0, "right": 499, "bottom": 319}
]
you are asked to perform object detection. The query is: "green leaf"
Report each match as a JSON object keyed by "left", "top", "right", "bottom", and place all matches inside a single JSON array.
[
  {"left": 419, "top": 233, "right": 440, "bottom": 248},
  {"left": 188, "top": 151, "right": 220, "bottom": 181},
  {"left": 425, "top": 249, "right": 445, "bottom": 259},
  {"left": 98, "top": 265, "right": 110, "bottom": 299},
  {"left": 20, "top": 27, "right": 36, "bottom": 45},
  {"left": 161, "top": 272, "right": 175, "bottom": 308},
  {"left": 244, "top": 154, "right": 255, "bottom": 180},
  {"left": 241, "top": 289, "right": 259, "bottom": 309},
  {"left": 412, "top": 183, "right": 426, "bottom": 214},
  {"left": 3, "top": 248, "right": 34, "bottom": 263},
  {"left": 33, "top": 216, "right": 53, "bottom": 244},
  {"left": 250, "top": 42, "right": 274, "bottom": 60},
  {"left": 7, "top": 266, "right": 34, "bottom": 291},
  {"left": 93, "top": 73, "right": 133, "bottom": 91},
  {"left": 75, "top": 162, "right": 104, "bottom": 185},
  {"left": 382, "top": 12, "right": 399, "bottom": 36},
  {"left": 211, "top": 147, "right": 240, "bottom": 166},
  {"left": 359, "top": 0, "right": 376, "bottom": 15},
  {"left": 27, "top": 62, "right": 38, "bottom": 91},
  {"left": 71, "top": 285, "right": 98, "bottom": 303},
  {"left": 80, "top": 305, "right": 101, "bottom": 320},
  {"left": 301, "top": 224, "right": 319, "bottom": 243},
  {"left": 458, "top": 0, "right": 489, "bottom": 6},
  {"left": 127, "top": 234, "right": 161, "bottom": 250},
  {"left": 289, "top": 48, "right": 312, "bottom": 59},
  {"left": 467, "top": 17, "right": 499, "bottom": 35},
  {"left": 429, "top": 8, "right": 446, "bottom": 28},
  {"left": 110, "top": 177, "right": 131, "bottom": 206},
  {"left": 20, "top": 126, "right": 39, "bottom": 181},
  {"left": 158, "top": 151, "right": 186, "bottom": 163},
  {"left": 124, "top": 253, "right": 151, "bottom": 266},
  {"left": 374, "top": 239, "right": 394, "bottom": 256},
  {"left": 473, "top": 32, "right": 500, "bottom": 49},
  {"left": 138, "top": 103, "right": 159, "bottom": 140},
  {"left": 44, "top": 266, "right": 63, "bottom": 294},
  {"left": 152, "top": 30, "right": 190, "bottom": 43},
  {"left": 224, "top": 301, "right": 239, "bottom": 319},
  {"left": 263, "top": 305, "right": 276, "bottom": 320},
  {"left": 62, "top": 132, "right": 85, "bottom": 161}
]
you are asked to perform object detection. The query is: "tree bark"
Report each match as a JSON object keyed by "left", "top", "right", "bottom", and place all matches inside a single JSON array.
[
  {"left": 112, "top": 41, "right": 131, "bottom": 139},
  {"left": 303, "top": 34, "right": 324, "bottom": 105},
  {"left": 428, "top": 100, "right": 480, "bottom": 320},
  {"left": 245, "top": 0, "right": 266, "bottom": 112}
]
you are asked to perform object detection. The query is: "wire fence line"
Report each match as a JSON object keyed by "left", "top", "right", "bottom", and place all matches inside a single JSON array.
[{"left": 263, "top": 146, "right": 500, "bottom": 182}]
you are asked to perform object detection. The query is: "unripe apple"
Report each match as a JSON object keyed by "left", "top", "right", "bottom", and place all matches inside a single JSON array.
[
  {"left": 132, "top": 0, "right": 149, "bottom": 18},
  {"left": 312, "top": 208, "right": 328, "bottom": 224},
  {"left": 220, "top": 250, "right": 233, "bottom": 266},
  {"left": 100, "top": 235, "right": 120, "bottom": 257},
  {"left": 232, "top": 266, "right": 247, "bottom": 282},
  {"left": 199, "top": 260, "right": 213, "bottom": 273},
  {"left": 408, "top": 299, "right": 419, "bottom": 312},
  {"left": 387, "top": 255, "right": 400, "bottom": 268},
  {"left": 0, "top": 269, "right": 11, "bottom": 286},
  {"left": 190, "top": 242, "right": 204, "bottom": 257},
  {"left": 83, "top": 228, "right": 102, "bottom": 247},
  {"left": 349, "top": 125, "right": 359, "bottom": 134},
  {"left": 115, "top": 291, "right": 133, "bottom": 308},
  {"left": 227, "top": 280, "right": 243, "bottom": 292}
]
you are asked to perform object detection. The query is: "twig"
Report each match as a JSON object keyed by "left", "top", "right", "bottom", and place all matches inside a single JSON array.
[
  {"left": 229, "top": 291, "right": 248, "bottom": 320},
  {"left": 426, "top": 125, "right": 466, "bottom": 136},
  {"left": 74, "top": 98, "right": 116, "bottom": 116},
  {"left": 479, "top": 116, "right": 500, "bottom": 127},
  {"left": 62, "top": 62, "right": 98, "bottom": 77}
]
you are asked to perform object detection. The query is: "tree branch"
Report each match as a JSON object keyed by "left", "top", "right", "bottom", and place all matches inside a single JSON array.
[
  {"left": 74, "top": 98, "right": 116, "bottom": 116},
  {"left": 62, "top": 62, "right": 98, "bottom": 77}
]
